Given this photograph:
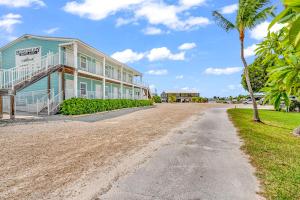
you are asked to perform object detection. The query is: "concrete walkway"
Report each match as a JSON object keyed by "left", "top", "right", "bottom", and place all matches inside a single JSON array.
[{"left": 99, "top": 108, "right": 261, "bottom": 200}]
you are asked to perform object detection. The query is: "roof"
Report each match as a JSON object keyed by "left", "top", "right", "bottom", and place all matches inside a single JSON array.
[
  {"left": 0, "top": 34, "right": 142, "bottom": 76},
  {"left": 163, "top": 90, "right": 199, "bottom": 94}
]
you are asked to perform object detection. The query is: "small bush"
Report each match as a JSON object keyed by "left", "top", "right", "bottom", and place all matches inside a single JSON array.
[
  {"left": 60, "top": 98, "right": 153, "bottom": 115},
  {"left": 191, "top": 97, "right": 208, "bottom": 103},
  {"left": 152, "top": 95, "right": 162, "bottom": 103},
  {"left": 168, "top": 95, "right": 176, "bottom": 103}
]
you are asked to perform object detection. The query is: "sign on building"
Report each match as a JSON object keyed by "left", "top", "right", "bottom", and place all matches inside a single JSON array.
[{"left": 15, "top": 47, "right": 41, "bottom": 68}]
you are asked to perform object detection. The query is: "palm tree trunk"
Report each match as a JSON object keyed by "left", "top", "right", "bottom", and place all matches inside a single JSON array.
[{"left": 240, "top": 36, "right": 261, "bottom": 122}]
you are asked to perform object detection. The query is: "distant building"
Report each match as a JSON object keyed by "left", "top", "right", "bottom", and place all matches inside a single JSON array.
[{"left": 161, "top": 90, "right": 200, "bottom": 103}]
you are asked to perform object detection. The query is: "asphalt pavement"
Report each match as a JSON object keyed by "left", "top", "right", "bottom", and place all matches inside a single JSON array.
[{"left": 99, "top": 108, "right": 261, "bottom": 200}]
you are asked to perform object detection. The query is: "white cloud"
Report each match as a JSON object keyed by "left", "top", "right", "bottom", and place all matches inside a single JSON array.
[
  {"left": 244, "top": 44, "right": 258, "bottom": 58},
  {"left": 220, "top": 4, "right": 238, "bottom": 14},
  {"left": 44, "top": 27, "right": 59, "bottom": 34},
  {"left": 175, "top": 75, "right": 184, "bottom": 79},
  {"left": 115, "top": 17, "right": 137, "bottom": 27},
  {"left": 0, "top": 13, "right": 22, "bottom": 33},
  {"left": 179, "top": 0, "right": 206, "bottom": 8},
  {"left": 146, "top": 69, "right": 168, "bottom": 75},
  {"left": 143, "top": 27, "right": 163, "bottom": 35},
  {"left": 227, "top": 84, "right": 242, "bottom": 90},
  {"left": 0, "top": 0, "right": 45, "bottom": 7},
  {"left": 63, "top": 0, "right": 144, "bottom": 21},
  {"left": 178, "top": 42, "right": 196, "bottom": 50},
  {"left": 63, "top": 0, "right": 210, "bottom": 31},
  {"left": 111, "top": 49, "right": 145, "bottom": 63},
  {"left": 204, "top": 67, "right": 242, "bottom": 75},
  {"left": 250, "top": 21, "right": 286, "bottom": 40},
  {"left": 181, "top": 87, "right": 198, "bottom": 92},
  {"left": 147, "top": 47, "right": 185, "bottom": 61}
]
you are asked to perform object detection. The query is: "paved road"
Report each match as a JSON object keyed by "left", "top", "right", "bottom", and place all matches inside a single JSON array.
[{"left": 99, "top": 108, "right": 261, "bottom": 200}]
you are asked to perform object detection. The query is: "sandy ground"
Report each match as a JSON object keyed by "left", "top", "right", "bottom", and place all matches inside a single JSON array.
[{"left": 0, "top": 103, "right": 221, "bottom": 200}]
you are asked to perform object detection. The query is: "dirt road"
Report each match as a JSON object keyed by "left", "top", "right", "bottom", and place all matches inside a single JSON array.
[{"left": 0, "top": 103, "right": 218, "bottom": 200}]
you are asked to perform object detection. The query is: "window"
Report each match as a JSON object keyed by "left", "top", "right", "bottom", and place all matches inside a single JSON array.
[
  {"left": 118, "top": 69, "right": 121, "bottom": 80},
  {"left": 123, "top": 72, "right": 126, "bottom": 81},
  {"left": 80, "top": 82, "right": 87, "bottom": 97},
  {"left": 128, "top": 74, "right": 133, "bottom": 83},
  {"left": 80, "top": 56, "right": 87, "bottom": 69}
]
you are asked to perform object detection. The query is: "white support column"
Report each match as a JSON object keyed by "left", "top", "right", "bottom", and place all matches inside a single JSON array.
[
  {"left": 132, "top": 85, "right": 134, "bottom": 100},
  {"left": 140, "top": 87, "right": 143, "bottom": 100},
  {"left": 103, "top": 57, "right": 106, "bottom": 99},
  {"left": 74, "top": 71, "right": 78, "bottom": 97},
  {"left": 58, "top": 71, "right": 63, "bottom": 102},
  {"left": 73, "top": 42, "right": 78, "bottom": 69},
  {"left": 146, "top": 88, "right": 149, "bottom": 99},
  {"left": 58, "top": 46, "right": 62, "bottom": 65},
  {"left": 121, "top": 66, "right": 124, "bottom": 99},
  {"left": 73, "top": 42, "right": 78, "bottom": 97}
]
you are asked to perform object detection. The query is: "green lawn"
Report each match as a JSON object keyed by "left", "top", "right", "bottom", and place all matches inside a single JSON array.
[{"left": 228, "top": 109, "right": 300, "bottom": 200}]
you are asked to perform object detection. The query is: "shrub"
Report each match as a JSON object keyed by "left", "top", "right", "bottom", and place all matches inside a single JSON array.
[
  {"left": 289, "top": 100, "right": 300, "bottom": 112},
  {"left": 191, "top": 97, "right": 208, "bottom": 103},
  {"left": 152, "top": 95, "right": 162, "bottom": 103},
  {"left": 168, "top": 95, "right": 176, "bottom": 103},
  {"left": 60, "top": 98, "right": 153, "bottom": 115}
]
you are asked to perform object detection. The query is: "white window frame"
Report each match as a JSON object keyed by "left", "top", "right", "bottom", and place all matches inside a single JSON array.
[
  {"left": 80, "top": 82, "right": 87, "bottom": 97},
  {"left": 80, "top": 55, "right": 87, "bottom": 69}
]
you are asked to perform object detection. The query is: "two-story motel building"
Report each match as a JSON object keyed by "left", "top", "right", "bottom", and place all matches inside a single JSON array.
[{"left": 0, "top": 34, "right": 150, "bottom": 118}]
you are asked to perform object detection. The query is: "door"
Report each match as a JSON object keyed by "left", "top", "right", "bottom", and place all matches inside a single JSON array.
[
  {"left": 65, "top": 79, "right": 74, "bottom": 99},
  {"left": 113, "top": 87, "right": 118, "bottom": 99},
  {"left": 95, "top": 84, "right": 102, "bottom": 99},
  {"left": 96, "top": 61, "right": 102, "bottom": 75},
  {"left": 80, "top": 82, "right": 87, "bottom": 98}
]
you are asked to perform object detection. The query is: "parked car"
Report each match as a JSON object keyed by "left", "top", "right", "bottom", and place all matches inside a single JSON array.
[{"left": 243, "top": 99, "right": 253, "bottom": 104}]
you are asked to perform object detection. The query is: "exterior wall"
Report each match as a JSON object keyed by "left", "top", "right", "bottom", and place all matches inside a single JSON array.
[
  {"left": 0, "top": 38, "right": 65, "bottom": 95},
  {"left": 1, "top": 38, "right": 63, "bottom": 70},
  {"left": 64, "top": 73, "right": 103, "bottom": 98}
]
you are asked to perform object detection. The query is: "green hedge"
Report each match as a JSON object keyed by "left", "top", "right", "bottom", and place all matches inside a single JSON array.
[
  {"left": 152, "top": 95, "right": 162, "bottom": 103},
  {"left": 60, "top": 98, "right": 153, "bottom": 115}
]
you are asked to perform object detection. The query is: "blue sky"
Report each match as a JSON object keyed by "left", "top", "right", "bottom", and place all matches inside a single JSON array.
[{"left": 0, "top": 0, "right": 283, "bottom": 97}]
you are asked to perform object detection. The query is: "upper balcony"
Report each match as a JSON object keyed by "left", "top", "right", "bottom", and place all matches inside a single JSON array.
[{"left": 59, "top": 42, "right": 148, "bottom": 88}]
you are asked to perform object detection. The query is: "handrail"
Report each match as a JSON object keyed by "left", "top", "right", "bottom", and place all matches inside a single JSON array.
[
  {"left": 36, "top": 94, "right": 49, "bottom": 115},
  {"left": 49, "top": 91, "right": 63, "bottom": 114}
]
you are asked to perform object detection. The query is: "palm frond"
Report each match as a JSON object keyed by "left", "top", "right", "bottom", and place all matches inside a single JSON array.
[
  {"left": 237, "top": 0, "right": 273, "bottom": 29},
  {"left": 212, "top": 11, "right": 236, "bottom": 32},
  {"left": 250, "top": 6, "right": 276, "bottom": 28}
]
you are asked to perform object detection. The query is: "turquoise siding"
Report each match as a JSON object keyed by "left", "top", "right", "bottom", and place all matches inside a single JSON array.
[
  {"left": 1, "top": 38, "right": 63, "bottom": 70},
  {"left": 0, "top": 38, "right": 66, "bottom": 95},
  {"left": 65, "top": 74, "right": 103, "bottom": 91}
]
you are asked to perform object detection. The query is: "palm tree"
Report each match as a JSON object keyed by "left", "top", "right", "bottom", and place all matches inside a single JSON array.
[{"left": 212, "top": 0, "right": 274, "bottom": 122}]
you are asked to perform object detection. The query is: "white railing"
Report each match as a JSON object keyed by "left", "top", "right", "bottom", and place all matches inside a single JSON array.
[
  {"left": 133, "top": 80, "right": 148, "bottom": 88},
  {"left": 48, "top": 91, "right": 63, "bottom": 115},
  {"left": 36, "top": 94, "right": 49, "bottom": 115},
  {"left": 0, "top": 52, "right": 59, "bottom": 89},
  {"left": 62, "top": 51, "right": 74, "bottom": 67},
  {"left": 79, "top": 60, "right": 103, "bottom": 76}
]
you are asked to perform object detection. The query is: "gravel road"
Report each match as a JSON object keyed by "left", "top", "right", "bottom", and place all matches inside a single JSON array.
[{"left": 0, "top": 103, "right": 220, "bottom": 200}]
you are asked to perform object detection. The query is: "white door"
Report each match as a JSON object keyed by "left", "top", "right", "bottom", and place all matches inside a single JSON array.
[
  {"left": 65, "top": 79, "right": 74, "bottom": 99},
  {"left": 95, "top": 84, "right": 102, "bottom": 99},
  {"left": 113, "top": 87, "right": 118, "bottom": 99},
  {"left": 96, "top": 61, "right": 101, "bottom": 75}
]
